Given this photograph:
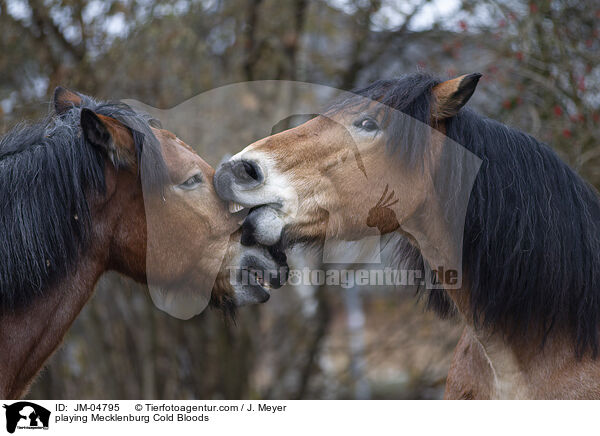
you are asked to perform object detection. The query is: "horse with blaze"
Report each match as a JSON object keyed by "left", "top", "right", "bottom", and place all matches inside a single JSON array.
[{"left": 215, "top": 73, "right": 600, "bottom": 399}]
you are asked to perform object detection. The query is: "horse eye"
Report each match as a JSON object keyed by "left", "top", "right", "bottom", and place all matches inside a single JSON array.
[
  {"left": 355, "top": 117, "right": 379, "bottom": 132},
  {"left": 179, "top": 173, "right": 202, "bottom": 189}
]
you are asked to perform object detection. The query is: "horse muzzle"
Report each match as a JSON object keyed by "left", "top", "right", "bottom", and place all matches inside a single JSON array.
[{"left": 231, "top": 244, "right": 289, "bottom": 306}]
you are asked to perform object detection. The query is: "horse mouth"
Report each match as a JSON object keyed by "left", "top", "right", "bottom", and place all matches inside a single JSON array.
[
  {"left": 232, "top": 271, "right": 274, "bottom": 305},
  {"left": 232, "top": 246, "right": 289, "bottom": 306},
  {"left": 229, "top": 201, "right": 245, "bottom": 213},
  {"left": 255, "top": 271, "right": 275, "bottom": 292},
  {"left": 246, "top": 271, "right": 273, "bottom": 303}
]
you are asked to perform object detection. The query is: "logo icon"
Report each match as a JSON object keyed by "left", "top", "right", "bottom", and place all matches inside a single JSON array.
[{"left": 3, "top": 402, "right": 50, "bottom": 433}]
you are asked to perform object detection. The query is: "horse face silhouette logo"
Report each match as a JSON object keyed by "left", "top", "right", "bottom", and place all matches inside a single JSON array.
[
  {"left": 366, "top": 185, "right": 399, "bottom": 234},
  {"left": 3, "top": 402, "right": 50, "bottom": 433}
]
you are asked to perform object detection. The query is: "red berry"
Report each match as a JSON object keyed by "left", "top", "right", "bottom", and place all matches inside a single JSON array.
[{"left": 553, "top": 105, "right": 563, "bottom": 117}]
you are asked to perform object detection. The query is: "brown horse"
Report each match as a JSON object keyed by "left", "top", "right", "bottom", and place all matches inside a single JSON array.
[
  {"left": 215, "top": 73, "right": 600, "bottom": 399},
  {"left": 0, "top": 88, "right": 285, "bottom": 399}
]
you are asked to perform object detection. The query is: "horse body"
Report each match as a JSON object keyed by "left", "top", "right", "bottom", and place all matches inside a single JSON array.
[
  {"left": 446, "top": 324, "right": 600, "bottom": 399},
  {"left": 0, "top": 88, "right": 286, "bottom": 398},
  {"left": 215, "top": 73, "right": 600, "bottom": 399}
]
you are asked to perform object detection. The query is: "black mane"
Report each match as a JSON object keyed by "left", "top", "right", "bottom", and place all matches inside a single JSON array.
[
  {"left": 0, "top": 93, "right": 168, "bottom": 312},
  {"left": 352, "top": 73, "right": 600, "bottom": 357}
]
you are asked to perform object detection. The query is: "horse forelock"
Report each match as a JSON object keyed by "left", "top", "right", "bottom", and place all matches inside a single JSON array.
[
  {"left": 0, "top": 95, "right": 169, "bottom": 312},
  {"left": 349, "top": 72, "right": 600, "bottom": 357}
]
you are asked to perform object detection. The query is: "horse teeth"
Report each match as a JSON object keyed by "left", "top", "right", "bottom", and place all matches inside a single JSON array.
[{"left": 229, "top": 202, "right": 245, "bottom": 213}]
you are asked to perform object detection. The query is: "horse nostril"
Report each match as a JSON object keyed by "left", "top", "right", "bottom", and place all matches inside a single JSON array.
[
  {"left": 232, "top": 160, "right": 263, "bottom": 184},
  {"left": 214, "top": 165, "right": 234, "bottom": 200}
]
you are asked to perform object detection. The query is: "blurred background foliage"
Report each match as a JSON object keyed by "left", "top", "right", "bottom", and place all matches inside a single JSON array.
[{"left": 0, "top": 0, "right": 598, "bottom": 399}]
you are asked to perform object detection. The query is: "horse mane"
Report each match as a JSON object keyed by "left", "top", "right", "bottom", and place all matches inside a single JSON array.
[
  {"left": 0, "top": 94, "right": 169, "bottom": 313},
  {"left": 352, "top": 73, "right": 600, "bottom": 357}
]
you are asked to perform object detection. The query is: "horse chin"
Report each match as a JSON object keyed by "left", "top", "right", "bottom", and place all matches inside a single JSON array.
[
  {"left": 240, "top": 206, "right": 284, "bottom": 246},
  {"left": 232, "top": 282, "right": 271, "bottom": 306},
  {"left": 228, "top": 245, "right": 289, "bottom": 306},
  {"left": 241, "top": 205, "right": 329, "bottom": 252}
]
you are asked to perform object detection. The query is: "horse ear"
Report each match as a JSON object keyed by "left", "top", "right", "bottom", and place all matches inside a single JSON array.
[
  {"left": 53, "top": 86, "right": 82, "bottom": 115},
  {"left": 431, "top": 73, "right": 481, "bottom": 119},
  {"left": 80, "top": 108, "right": 136, "bottom": 169}
]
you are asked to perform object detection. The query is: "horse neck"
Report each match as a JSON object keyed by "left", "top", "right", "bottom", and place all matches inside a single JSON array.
[
  {"left": 445, "top": 288, "right": 600, "bottom": 398},
  {"left": 0, "top": 230, "right": 109, "bottom": 399},
  {"left": 0, "top": 252, "right": 106, "bottom": 399}
]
